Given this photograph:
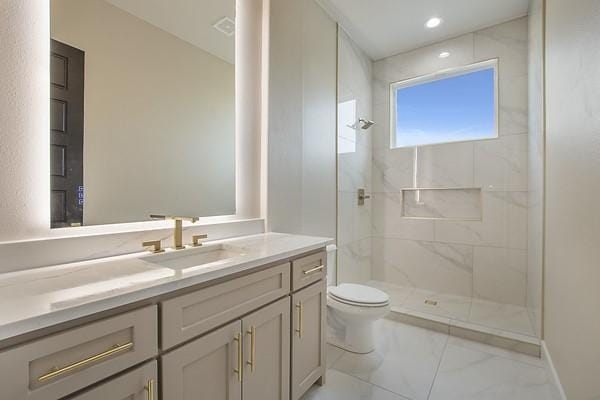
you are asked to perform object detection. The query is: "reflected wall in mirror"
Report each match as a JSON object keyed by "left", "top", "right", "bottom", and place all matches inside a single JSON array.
[{"left": 50, "top": 0, "right": 236, "bottom": 228}]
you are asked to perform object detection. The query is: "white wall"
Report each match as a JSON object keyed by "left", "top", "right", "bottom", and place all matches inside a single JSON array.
[
  {"left": 371, "top": 18, "right": 532, "bottom": 317},
  {"left": 337, "top": 28, "right": 373, "bottom": 284},
  {"left": 51, "top": 0, "right": 235, "bottom": 224},
  {"left": 0, "top": 0, "right": 264, "bottom": 271},
  {"left": 544, "top": 0, "right": 600, "bottom": 398},
  {"left": 267, "top": 0, "right": 337, "bottom": 239}
]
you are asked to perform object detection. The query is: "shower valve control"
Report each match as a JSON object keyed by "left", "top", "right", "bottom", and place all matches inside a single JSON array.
[{"left": 358, "top": 188, "right": 371, "bottom": 206}]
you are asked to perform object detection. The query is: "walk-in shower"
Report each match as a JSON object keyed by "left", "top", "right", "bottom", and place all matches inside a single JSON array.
[{"left": 336, "top": 4, "right": 544, "bottom": 347}]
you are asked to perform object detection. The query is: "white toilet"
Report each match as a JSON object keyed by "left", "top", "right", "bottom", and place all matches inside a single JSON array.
[{"left": 327, "top": 283, "right": 390, "bottom": 353}]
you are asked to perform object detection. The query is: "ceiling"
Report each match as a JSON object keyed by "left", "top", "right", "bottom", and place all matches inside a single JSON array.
[
  {"left": 317, "top": 0, "right": 529, "bottom": 61},
  {"left": 105, "top": 0, "right": 235, "bottom": 64}
]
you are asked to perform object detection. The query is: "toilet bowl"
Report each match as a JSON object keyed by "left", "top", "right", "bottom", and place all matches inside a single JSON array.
[{"left": 327, "top": 283, "right": 390, "bottom": 354}]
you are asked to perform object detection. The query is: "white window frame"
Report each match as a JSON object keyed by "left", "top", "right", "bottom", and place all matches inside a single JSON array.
[{"left": 389, "top": 58, "right": 499, "bottom": 149}]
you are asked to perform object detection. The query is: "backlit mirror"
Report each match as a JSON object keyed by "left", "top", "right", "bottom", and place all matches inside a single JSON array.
[{"left": 50, "top": 0, "right": 236, "bottom": 228}]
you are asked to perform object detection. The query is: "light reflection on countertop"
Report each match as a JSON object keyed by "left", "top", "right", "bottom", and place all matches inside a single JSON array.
[{"left": 0, "top": 232, "right": 332, "bottom": 342}]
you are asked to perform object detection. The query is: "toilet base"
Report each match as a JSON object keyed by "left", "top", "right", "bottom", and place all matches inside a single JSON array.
[{"left": 327, "top": 308, "right": 377, "bottom": 354}]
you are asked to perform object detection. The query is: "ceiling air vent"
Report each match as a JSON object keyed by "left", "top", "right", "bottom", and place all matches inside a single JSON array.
[{"left": 213, "top": 17, "right": 235, "bottom": 37}]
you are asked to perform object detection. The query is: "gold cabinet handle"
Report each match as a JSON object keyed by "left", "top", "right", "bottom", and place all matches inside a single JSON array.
[
  {"left": 192, "top": 234, "right": 208, "bottom": 247},
  {"left": 303, "top": 265, "right": 325, "bottom": 275},
  {"left": 295, "top": 302, "right": 304, "bottom": 338},
  {"left": 246, "top": 326, "right": 256, "bottom": 373},
  {"left": 142, "top": 240, "right": 164, "bottom": 254},
  {"left": 37, "top": 342, "right": 134, "bottom": 382},
  {"left": 233, "top": 333, "right": 243, "bottom": 383},
  {"left": 145, "top": 379, "right": 155, "bottom": 400}
]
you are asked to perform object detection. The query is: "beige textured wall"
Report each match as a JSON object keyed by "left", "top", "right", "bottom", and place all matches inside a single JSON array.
[
  {"left": 544, "top": 0, "right": 600, "bottom": 398},
  {"left": 0, "top": 0, "right": 50, "bottom": 241},
  {"left": 51, "top": 0, "right": 235, "bottom": 225}
]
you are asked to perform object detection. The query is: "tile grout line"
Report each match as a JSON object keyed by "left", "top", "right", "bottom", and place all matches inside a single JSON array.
[
  {"left": 329, "top": 342, "right": 416, "bottom": 400},
  {"left": 425, "top": 333, "right": 451, "bottom": 400},
  {"left": 329, "top": 362, "right": 414, "bottom": 400}
]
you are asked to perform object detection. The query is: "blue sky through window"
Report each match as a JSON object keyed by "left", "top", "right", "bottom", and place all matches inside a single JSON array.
[{"left": 394, "top": 67, "right": 496, "bottom": 147}]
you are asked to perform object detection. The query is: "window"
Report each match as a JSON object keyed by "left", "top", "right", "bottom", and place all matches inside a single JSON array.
[{"left": 390, "top": 59, "right": 498, "bottom": 148}]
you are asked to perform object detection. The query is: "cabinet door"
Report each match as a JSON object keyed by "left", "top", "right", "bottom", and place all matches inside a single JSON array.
[
  {"left": 67, "top": 361, "right": 157, "bottom": 400},
  {"left": 242, "top": 297, "right": 290, "bottom": 400},
  {"left": 162, "top": 320, "right": 242, "bottom": 400},
  {"left": 291, "top": 281, "right": 326, "bottom": 400}
]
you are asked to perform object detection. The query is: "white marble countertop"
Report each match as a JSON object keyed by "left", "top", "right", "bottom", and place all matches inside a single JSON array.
[{"left": 0, "top": 232, "right": 333, "bottom": 343}]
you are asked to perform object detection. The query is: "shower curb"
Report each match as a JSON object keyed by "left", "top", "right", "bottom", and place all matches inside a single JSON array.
[{"left": 386, "top": 306, "right": 541, "bottom": 357}]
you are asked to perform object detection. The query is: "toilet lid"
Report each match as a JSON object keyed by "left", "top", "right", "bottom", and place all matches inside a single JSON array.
[{"left": 329, "top": 284, "right": 389, "bottom": 306}]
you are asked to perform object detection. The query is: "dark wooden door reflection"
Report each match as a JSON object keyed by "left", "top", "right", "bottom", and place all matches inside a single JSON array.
[{"left": 50, "top": 39, "right": 84, "bottom": 228}]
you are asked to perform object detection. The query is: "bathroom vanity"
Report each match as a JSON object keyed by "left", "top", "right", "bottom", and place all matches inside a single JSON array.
[{"left": 0, "top": 233, "right": 330, "bottom": 400}]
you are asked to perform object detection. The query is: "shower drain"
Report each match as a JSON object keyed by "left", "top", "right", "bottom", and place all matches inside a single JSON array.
[{"left": 424, "top": 299, "right": 439, "bottom": 306}]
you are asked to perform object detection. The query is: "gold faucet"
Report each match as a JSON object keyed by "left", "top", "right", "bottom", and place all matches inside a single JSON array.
[{"left": 150, "top": 215, "right": 199, "bottom": 250}]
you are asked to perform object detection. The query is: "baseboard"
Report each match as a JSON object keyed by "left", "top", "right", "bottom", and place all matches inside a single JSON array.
[{"left": 541, "top": 340, "right": 568, "bottom": 400}]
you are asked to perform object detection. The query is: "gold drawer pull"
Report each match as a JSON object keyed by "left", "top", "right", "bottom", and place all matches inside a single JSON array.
[
  {"left": 37, "top": 342, "right": 134, "bottom": 382},
  {"left": 233, "top": 333, "right": 243, "bottom": 383},
  {"left": 295, "top": 302, "right": 304, "bottom": 338},
  {"left": 246, "top": 326, "right": 256, "bottom": 373},
  {"left": 145, "top": 379, "right": 155, "bottom": 400},
  {"left": 303, "top": 265, "right": 325, "bottom": 275}
]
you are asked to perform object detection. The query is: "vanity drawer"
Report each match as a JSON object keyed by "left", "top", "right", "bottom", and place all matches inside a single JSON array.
[
  {"left": 0, "top": 305, "right": 157, "bottom": 400},
  {"left": 291, "top": 251, "right": 327, "bottom": 291},
  {"left": 161, "top": 263, "right": 290, "bottom": 349},
  {"left": 67, "top": 360, "right": 157, "bottom": 400}
]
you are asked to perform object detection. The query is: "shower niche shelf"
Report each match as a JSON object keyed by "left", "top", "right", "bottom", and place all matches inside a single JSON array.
[{"left": 401, "top": 187, "right": 482, "bottom": 220}]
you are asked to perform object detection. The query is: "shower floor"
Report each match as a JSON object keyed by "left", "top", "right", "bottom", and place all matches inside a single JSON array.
[{"left": 365, "top": 280, "right": 538, "bottom": 342}]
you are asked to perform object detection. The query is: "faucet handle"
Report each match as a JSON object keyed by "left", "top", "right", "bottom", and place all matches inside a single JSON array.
[
  {"left": 143, "top": 240, "right": 164, "bottom": 253},
  {"left": 191, "top": 234, "right": 208, "bottom": 247}
]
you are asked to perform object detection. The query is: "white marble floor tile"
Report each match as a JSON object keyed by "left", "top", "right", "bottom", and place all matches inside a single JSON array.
[
  {"left": 365, "top": 280, "right": 414, "bottom": 307},
  {"left": 326, "top": 344, "right": 346, "bottom": 368},
  {"left": 445, "top": 335, "right": 545, "bottom": 368},
  {"left": 429, "top": 343, "right": 561, "bottom": 400},
  {"left": 402, "top": 288, "right": 472, "bottom": 321},
  {"left": 302, "top": 369, "right": 410, "bottom": 400},
  {"left": 469, "top": 299, "right": 535, "bottom": 337},
  {"left": 332, "top": 319, "right": 448, "bottom": 400},
  {"left": 365, "top": 280, "right": 536, "bottom": 339}
]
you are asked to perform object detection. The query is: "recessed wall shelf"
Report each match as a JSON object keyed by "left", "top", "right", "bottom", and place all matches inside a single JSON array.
[{"left": 401, "top": 187, "right": 482, "bottom": 220}]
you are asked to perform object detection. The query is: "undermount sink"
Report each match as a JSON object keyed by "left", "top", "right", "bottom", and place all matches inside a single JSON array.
[{"left": 140, "top": 244, "right": 246, "bottom": 271}]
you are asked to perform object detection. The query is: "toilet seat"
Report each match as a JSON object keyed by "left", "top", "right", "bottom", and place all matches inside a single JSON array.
[{"left": 328, "top": 284, "right": 389, "bottom": 308}]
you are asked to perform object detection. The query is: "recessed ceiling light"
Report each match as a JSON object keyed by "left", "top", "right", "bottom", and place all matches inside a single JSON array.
[
  {"left": 425, "top": 17, "right": 443, "bottom": 29},
  {"left": 439, "top": 51, "right": 450, "bottom": 58}
]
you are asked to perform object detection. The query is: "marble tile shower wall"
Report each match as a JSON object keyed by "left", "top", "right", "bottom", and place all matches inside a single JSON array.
[
  {"left": 370, "top": 18, "right": 530, "bottom": 306},
  {"left": 527, "top": 0, "right": 544, "bottom": 337},
  {"left": 337, "top": 29, "right": 373, "bottom": 284}
]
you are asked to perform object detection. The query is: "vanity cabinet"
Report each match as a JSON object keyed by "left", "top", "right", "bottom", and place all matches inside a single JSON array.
[
  {"left": 161, "top": 263, "right": 290, "bottom": 350},
  {"left": 162, "top": 296, "right": 291, "bottom": 400},
  {"left": 291, "top": 251, "right": 327, "bottom": 291},
  {"left": 242, "top": 297, "right": 290, "bottom": 400},
  {"left": 0, "top": 247, "right": 327, "bottom": 400},
  {"left": 162, "top": 320, "right": 242, "bottom": 400},
  {"left": 0, "top": 305, "right": 157, "bottom": 400},
  {"left": 291, "top": 281, "right": 326, "bottom": 400},
  {"left": 67, "top": 361, "right": 157, "bottom": 400}
]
